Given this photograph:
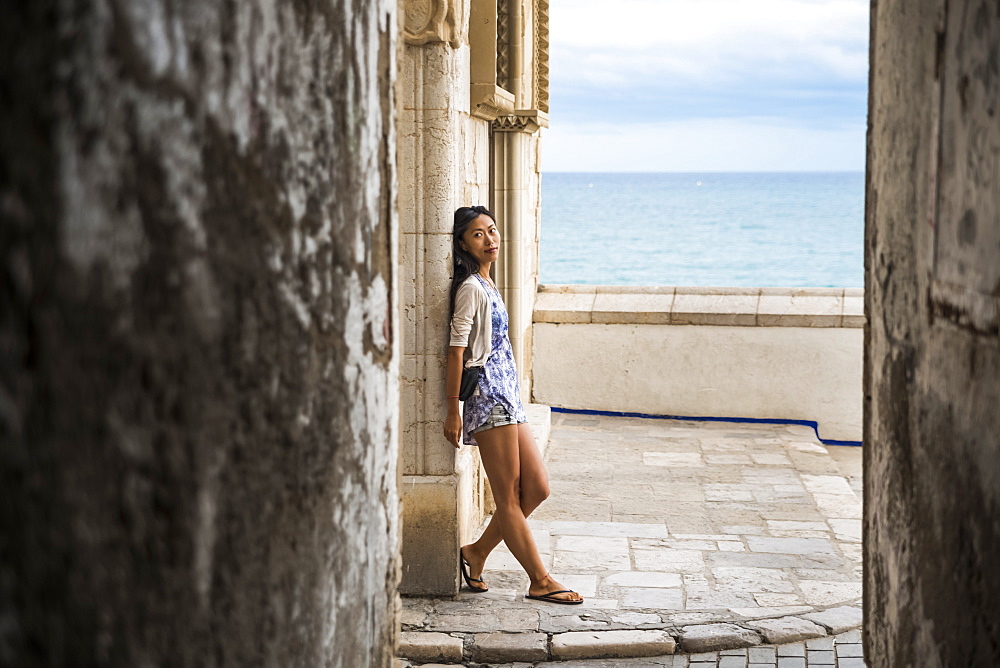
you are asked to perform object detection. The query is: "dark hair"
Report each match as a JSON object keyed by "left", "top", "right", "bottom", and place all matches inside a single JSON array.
[{"left": 449, "top": 205, "right": 496, "bottom": 316}]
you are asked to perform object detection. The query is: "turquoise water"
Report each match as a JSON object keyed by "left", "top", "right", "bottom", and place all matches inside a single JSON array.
[{"left": 540, "top": 172, "right": 864, "bottom": 288}]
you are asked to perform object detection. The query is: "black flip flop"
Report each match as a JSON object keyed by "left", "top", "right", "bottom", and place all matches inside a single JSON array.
[
  {"left": 524, "top": 589, "right": 584, "bottom": 605},
  {"left": 459, "top": 552, "right": 488, "bottom": 593}
]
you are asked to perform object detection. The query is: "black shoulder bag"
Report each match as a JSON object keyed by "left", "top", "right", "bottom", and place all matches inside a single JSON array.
[{"left": 459, "top": 366, "right": 483, "bottom": 401}]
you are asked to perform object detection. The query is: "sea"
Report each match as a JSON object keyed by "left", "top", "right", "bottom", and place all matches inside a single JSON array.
[{"left": 539, "top": 172, "right": 864, "bottom": 288}]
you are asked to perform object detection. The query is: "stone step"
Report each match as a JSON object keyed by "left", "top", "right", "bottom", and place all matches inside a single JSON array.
[
  {"left": 397, "top": 611, "right": 862, "bottom": 664},
  {"left": 400, "top": 631, "right": 864, "bottom": 666}
]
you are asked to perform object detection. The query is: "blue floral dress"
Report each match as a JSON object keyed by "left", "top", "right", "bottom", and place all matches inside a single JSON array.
[{"left": 462, "top": 275, "right": 527, "bottom": 445}]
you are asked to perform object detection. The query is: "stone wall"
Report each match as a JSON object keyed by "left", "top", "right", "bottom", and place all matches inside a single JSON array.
[
  {"left": 534, "top": 286, "right": 864, "bottom": 442},
  {"left": 397, "top": 18, "right": 493, "bottom": 595},
  {"left": 0, "top": 1, "right": 398, "bottom": 666},
  {"left": 865, "top": 0, "right": 1000, "bottom": 664}
]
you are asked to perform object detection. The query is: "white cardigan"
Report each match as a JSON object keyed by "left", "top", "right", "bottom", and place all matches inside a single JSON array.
[{"left": 449, "top": 274, "right": 493, "bottom": 368}]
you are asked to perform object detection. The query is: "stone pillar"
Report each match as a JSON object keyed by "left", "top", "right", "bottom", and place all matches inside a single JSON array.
[
  {"left": 397, "top": 0, "right": 547, "bottom": 595},
  {"left": 494, "top": 129, "right": 536, "bottom": 393},
  {"left": 0, "top": 2, "right": 399, "bottom": 666},
  {"left": 398, "top": 0, "right": 493, "bottom": 596},
  {"left": 493, "top": 0, "right": 548, "bottom": 398},
  {"left": 865, "top": 0, "right": 1000, "bottom": 665}
]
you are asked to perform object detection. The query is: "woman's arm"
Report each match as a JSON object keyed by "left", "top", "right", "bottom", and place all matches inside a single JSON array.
[{"left": 444, "top": 345, "right": 466, "bottom": 448}]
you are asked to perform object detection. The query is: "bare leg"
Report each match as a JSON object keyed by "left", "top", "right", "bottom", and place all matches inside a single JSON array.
[
  {"left": 463, "top": 424, "right": 549, "bottom": 583},
  {"left": 472, "top": 423, "right": 582, "bottom": 602}
]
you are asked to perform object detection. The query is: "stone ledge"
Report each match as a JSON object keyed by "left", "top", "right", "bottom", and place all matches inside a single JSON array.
[
  {"left": 802, "top": 605, "right": 864, "bottom": 634},
  {"left": 746, "top": 616, "right": 827, "bottom": 644},
  {"left": 398, "top": 631, "right": 464, "bottom": 663},
  {"left": 470, "top": 632, "right": 548, "bottom": 662},
  {"left": 551, "top": 629, "right": 676, "bottom": 659},
  {"left": 524, "top": 403, "right": 552, "bottom": 458},
  {"left": 679, "top": 623, "right": 762, "bottom": 653},
  {"left": 534, "top": 285, "right": 866, "bottom": 328},
  {"left": 398, "top": 602, "right": 864, "bottom": 662}
]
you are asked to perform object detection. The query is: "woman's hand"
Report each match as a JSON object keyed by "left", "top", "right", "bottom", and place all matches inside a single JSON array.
[{"left": 444, "top": 410, "right": 462, "bottom": 449}]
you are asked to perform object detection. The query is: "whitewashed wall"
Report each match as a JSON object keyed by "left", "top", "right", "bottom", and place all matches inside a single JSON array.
[{"left": 533, "top": 286, "right": 864, "bottom": 442}]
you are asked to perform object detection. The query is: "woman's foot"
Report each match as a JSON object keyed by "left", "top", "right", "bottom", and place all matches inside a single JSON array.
[
  {"left": 460, "top": 545, "right": 488, "bottom": 592},
  {"left": 527, "top": 573, "right": 584, "bottom": 604}
]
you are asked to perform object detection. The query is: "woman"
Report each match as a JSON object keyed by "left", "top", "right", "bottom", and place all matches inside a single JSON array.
[{"left": 443, "top": 205, "right": 583, "bottom": 605}]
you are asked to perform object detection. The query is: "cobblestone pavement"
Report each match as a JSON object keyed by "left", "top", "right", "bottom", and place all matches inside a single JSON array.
[{"left": 400, "top": 413, "right": 864, "bottom": 665}]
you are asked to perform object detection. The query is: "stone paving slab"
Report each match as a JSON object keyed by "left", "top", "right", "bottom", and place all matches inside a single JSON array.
[
  {"left": 551, "top": 629, "right": 676, "bottom": 660},
  {"left": 399, "top": 631, "right": 464, "bottom": 663},
  {"left": 472, "top": 633, "right": 549, "bottom": 663},
  {"left": 399, "top": 415, "right": 864, "bottom": 665},
  {"left": 747, "top": 617, "right": 827, "bottom": 644}
]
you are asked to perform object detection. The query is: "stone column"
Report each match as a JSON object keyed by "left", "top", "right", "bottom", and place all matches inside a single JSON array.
[
  {"left": 398, "top": 0, "right": 493, "bottom": 596},
  {"left": 0, "top": 1, "right": 399, "bottom": 666},
  {"left": 865, "top": 0, "right": 1000, "bottom": 665},
  {"left": 397, "top": 0, "right": 547, "bottom": 596},
  {"left": 493, "top": 0, "right": 548, "bottom": 397},
  {"left": 493, "top": 130, "right": 525, "bottom": 375}
]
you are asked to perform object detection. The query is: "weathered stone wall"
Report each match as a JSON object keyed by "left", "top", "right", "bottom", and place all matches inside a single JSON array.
[
  {"left": 0, "top": 1, "right": 398, "bottom": 666},
  {"left": 865, "top": 0, "right": 1000, "bottom": 665}
]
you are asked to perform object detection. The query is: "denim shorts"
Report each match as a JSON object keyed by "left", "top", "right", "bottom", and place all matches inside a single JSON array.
[{"left": 472, "top": 403, "right": 523, "bottom": 434}]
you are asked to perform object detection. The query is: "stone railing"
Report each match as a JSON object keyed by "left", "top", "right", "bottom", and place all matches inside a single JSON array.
[{"left": 531, "top": 285, "right": 864, "bottom": 443}]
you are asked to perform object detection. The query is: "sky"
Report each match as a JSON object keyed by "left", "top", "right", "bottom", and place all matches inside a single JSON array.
[{"left": 544, "top": 0, "right": 870, "bottom": 172}]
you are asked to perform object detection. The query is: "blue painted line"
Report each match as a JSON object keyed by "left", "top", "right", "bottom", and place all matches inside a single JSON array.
[{"left": 550, "top": 406, "right": 863, "bottom": 447}]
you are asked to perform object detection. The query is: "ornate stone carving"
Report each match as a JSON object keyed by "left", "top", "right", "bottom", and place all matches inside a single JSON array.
[
  {"left": 403, "top": 0, "right": 459, "bottom": 48},
  {"left": 471, "top": 84, "right": 516, "bottom": 121},
  {"left": 493, "top": 109, "right": 549, "bottom": 133},
  {"left": 496, "top": 0, "right": 510, "bottom": 90},
  {"left": 534, "top": 0, "right": 549, "bottom": 113}
]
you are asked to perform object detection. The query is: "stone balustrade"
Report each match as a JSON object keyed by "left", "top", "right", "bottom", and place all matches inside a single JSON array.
[
  {"left": 534, "top": 285, "right": 864, "bottom": 328},
  {"left": 532, "top": 285, "right": 864, "bottom": 443}
]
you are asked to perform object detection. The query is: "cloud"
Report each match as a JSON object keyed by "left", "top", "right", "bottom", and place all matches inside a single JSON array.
[
  {"left": 551, "top": 0, "right": 869, "bottom": 85},
  {"left": 541, "top": 118, "right": 866, "bottom": 172},
  {"left": 546, "top": 0, "right": 870, "bottom": 170}
]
